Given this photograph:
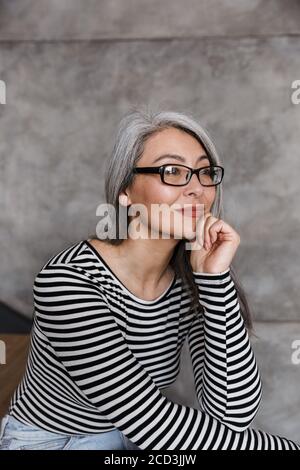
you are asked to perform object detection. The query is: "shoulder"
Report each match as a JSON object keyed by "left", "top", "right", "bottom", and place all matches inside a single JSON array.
[
  {"left": 86, "top": 238, "right": 119, "bottom": 264},
  {"left": 34, "top": 240, "right": 100, "bottom": 290},
  {"left": 39, "top": 240, "right": 87, "bottom": 269},
  {"left": 33, "top": 263, "right": 107, "bottom": 319}
]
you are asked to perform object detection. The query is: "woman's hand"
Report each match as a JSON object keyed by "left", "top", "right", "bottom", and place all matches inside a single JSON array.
[{"left": 189, "top": 212, "right": 240, "bottom": 274}]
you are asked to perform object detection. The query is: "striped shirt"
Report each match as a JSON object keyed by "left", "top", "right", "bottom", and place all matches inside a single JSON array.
[{"left": 9, "top": 240, "right": 300, "bottom": 450}]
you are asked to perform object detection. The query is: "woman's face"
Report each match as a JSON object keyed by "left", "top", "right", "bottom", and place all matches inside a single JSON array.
[{"left": 124, "top": 127, "right": 216, "bottom": 242}]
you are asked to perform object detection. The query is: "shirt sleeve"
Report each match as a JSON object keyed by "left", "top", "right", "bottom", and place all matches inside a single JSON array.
[
  {"left": 189, "top": 267, "right": 262, "bottom": 431},
  {"left": 33, "top": 264, "right": 299, "bottom": 450}
]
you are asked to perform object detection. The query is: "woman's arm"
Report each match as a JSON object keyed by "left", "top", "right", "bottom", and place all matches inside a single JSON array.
[
  {"left": 33, "top": 264, "right": 299, "bottom": 450},
  {"left": 188, "top": 268, "right": 262, "bottom": 431}
]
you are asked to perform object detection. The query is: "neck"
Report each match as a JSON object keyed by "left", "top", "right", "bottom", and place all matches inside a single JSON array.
[{"left": 115, "top": 236, "right": 179, "bottom": 288}]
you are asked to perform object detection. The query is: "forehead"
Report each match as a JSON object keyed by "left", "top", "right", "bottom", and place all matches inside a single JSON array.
[{"left": 143, "top": 127, "right": 206, "bottom": 154}]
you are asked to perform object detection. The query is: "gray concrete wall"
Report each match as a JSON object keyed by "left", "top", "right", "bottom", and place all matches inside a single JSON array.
[{"left": 0, "top": 1, "right": 299, "bottom": 442}]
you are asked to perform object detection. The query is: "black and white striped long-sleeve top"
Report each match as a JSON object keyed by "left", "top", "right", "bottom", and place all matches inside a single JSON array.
[{"left": 9, "top": 240, "right": 300, "bottom": 450}]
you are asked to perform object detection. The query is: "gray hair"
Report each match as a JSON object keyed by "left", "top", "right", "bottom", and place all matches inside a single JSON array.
[
  {"left": 105, "top": 109, "right": 223, "bottom": 218},
  {"left": 100, "top": 107, "right": 252, "bottom": 329}
]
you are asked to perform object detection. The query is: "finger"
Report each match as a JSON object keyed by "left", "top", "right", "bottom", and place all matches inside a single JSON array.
[
  {"left": 203, "top": 214, "right": 218, "bottom": 249},
  {"left": 209, "top": 220, "right": 225, "bottom": 245},
  {"left": 209, "top": 219, "right": 240, "bottom": 245}
]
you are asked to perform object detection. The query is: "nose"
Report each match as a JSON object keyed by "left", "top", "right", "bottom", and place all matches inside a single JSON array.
[{"left": 182, "top": 171, "right": 205, "bottom": 196}]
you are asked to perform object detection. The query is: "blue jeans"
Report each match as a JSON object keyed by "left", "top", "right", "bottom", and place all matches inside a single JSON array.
[{"left": 0, "top": 415, "right": 141, "bottom": 450}]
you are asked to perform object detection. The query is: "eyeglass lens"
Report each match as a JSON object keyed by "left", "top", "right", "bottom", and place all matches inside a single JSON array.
[{"left": 163, "top": 165, "right": 222, "bottom": 186}]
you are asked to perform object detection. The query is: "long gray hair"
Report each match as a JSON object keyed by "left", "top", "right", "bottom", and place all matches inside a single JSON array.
[{"left": 97, "top": 107, "right": 252, "bottom": 329}]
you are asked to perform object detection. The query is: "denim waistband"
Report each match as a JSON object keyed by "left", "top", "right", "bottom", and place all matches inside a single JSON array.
[{"left": 0, "top": 415, "right": 10, "bottom": 441}]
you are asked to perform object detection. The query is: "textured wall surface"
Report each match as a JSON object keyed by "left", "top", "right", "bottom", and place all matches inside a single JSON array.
[{"left": 0, "top": 1, "right": 299, "bottom": 441}]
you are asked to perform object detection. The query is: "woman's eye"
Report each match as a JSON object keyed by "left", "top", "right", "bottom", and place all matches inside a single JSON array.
[
  {"left": 202, "top": 168, "right": 215, "bottom": 176},
  {"left": 165, "top": 166, "right": 180, "bottom": 175}
]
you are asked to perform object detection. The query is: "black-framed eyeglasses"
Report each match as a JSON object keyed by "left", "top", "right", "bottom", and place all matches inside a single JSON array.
[{"left": 132, "top": 164, "right": 224, "bottom": 187}]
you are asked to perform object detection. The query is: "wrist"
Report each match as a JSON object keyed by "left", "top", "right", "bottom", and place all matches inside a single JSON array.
[{"left": 192, "top": 266, "right": 231, "bottom": 276}]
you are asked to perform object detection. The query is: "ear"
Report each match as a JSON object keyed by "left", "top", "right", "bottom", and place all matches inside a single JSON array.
[{"left": 118, "top": 191, "right": 131, "bottom": 207}]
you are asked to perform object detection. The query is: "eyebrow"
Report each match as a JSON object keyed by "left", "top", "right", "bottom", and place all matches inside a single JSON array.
[{"left": 152, "top": 153, "right": 210, "bottom": 164}]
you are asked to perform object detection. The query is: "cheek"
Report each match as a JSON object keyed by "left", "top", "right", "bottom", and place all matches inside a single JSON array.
[
  {"left": 208, "top": 187, "right": 216, "bottom": 206},
  {"left": 201, "top": 187, "right": 216, "bottom": 210},
  {"left": 150, "top": 185, "right": 178, "bottom": 204},
  {"left": 130, "top": 181, "right": 178, "bottom": 228},
  {"left": 134, "top": 180, "right": 177, "bottom": 206}
]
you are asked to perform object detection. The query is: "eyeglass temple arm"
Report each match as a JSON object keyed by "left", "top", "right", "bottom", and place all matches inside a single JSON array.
[{"left": 132, "top": 167, "right": 161, "bottom": 174}]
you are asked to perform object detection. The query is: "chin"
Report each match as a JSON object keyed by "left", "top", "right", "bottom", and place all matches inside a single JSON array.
[
  {"left": 183, "top": 233, "right": 197, "bottom": 242},
  {"left": 171, "top": 229, "right": 196, "bottom": 241}
]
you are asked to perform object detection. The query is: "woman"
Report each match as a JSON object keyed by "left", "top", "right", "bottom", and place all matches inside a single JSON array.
[{"left": 0, "top": 109, "right": 299, "bottom": 450}]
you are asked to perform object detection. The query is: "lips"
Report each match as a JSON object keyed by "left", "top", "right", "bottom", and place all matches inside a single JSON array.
[{"left": 174, "top": 205, "right": 204, "bottom": 217}]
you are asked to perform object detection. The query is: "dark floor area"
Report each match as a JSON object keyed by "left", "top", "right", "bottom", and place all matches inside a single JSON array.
[{"left": 0, "top": 302, "right": 32, "bottom": 333}]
